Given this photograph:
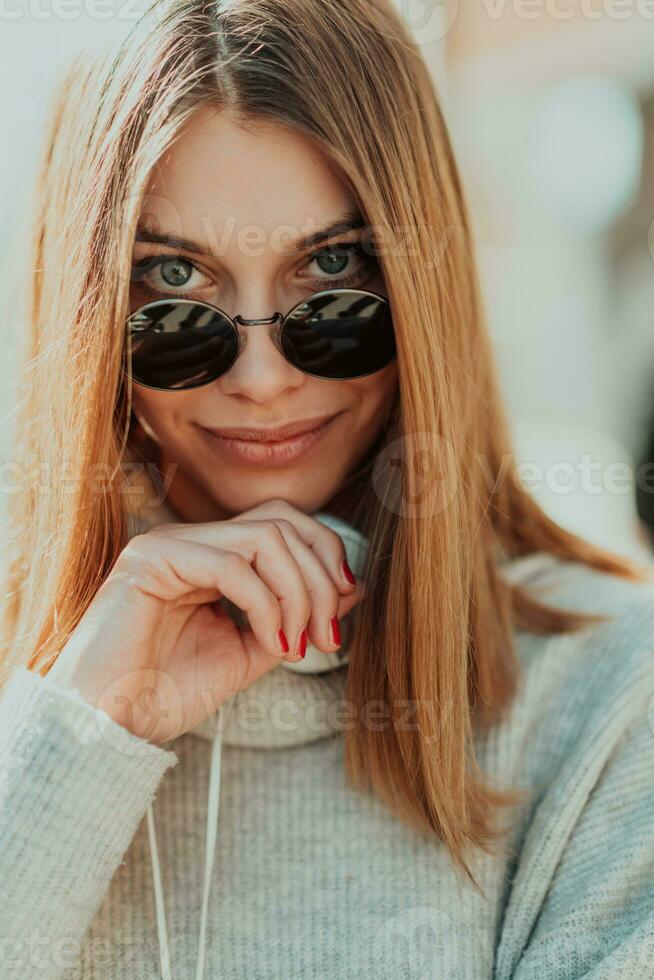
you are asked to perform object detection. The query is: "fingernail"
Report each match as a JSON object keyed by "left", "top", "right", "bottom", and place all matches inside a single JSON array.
[
  {"left": 330, "top": 615, "right": 341, "bottom": 647},
  {"left": 341, "top": 560, "right": 356, "bottom": 585},
  {"left": 278, "top": 628, "right": 289, "bottom": 654},
  {"left": 297, "top": 627, "right": 308, "bottom": 659}
]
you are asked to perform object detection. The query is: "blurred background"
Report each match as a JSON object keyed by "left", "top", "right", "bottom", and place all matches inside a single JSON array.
[{"left": 1, "top": 1, "right": 654, "bottom": 560}]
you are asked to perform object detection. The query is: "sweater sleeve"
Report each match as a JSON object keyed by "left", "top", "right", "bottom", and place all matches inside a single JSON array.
[
  {"left": 0, "top": 665, "right": 178, "bottom": 980},
  {"left": 510, "top": 700, "right": 654, "bottom": 979}
]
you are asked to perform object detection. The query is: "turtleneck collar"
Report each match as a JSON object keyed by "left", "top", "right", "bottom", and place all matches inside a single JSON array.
[{"left": 188, "top": 664, "right": 349, "bottom": 748}]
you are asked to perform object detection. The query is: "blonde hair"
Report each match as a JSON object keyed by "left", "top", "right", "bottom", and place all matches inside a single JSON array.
[{"left": 1, "top": 0, "right": 650, "bottom": 888}]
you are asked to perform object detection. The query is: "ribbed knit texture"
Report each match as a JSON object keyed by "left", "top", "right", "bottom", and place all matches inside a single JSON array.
[{"left": 1, "top": 550, "right": 654, "bottom": 979}]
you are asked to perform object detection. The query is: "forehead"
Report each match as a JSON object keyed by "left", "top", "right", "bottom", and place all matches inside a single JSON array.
[{"left": 142, "top": 107, "right": 354, "bottom": 249}]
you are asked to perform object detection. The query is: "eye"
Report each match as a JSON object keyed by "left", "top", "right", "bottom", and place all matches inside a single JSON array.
[
  {"left": 131, "top": 255, "right": 212, "bottom": 295},
  {"left": 306, "top": 243, "right": 370, "bottom": 282}
]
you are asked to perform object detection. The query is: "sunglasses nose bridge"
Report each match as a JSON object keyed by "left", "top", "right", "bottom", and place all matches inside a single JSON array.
[{"left": 233, "top": 312, "right": 284, "bottom": 327}]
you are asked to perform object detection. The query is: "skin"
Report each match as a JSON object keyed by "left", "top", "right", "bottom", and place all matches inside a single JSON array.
[{"left": 130, "top": 106, "right": 398, "bottom": 522}]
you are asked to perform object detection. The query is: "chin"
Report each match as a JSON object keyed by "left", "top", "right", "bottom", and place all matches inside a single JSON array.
[{"left": 211, "top": 471, "right": 340, "bottom": 516}]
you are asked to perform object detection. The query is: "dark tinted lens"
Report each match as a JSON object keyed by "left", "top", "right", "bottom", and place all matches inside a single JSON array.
[
  {"left": 125, "top": 300, "right": 238, "bottom": 390},
  {"left": 280, "top": 289, "right": 396, "bottom": 380}
]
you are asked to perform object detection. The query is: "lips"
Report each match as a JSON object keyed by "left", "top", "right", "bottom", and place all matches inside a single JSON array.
[
  {"left": 199, "top": 413, "right": 338, "bottom": 443},
  {"left": 197, "top": 413, "right": 339, "bottom": 467}
]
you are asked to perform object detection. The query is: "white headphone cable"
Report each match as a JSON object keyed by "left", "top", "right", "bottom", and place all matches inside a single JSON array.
[{"left": 146, "top": 693, "right": 236, "bottom": 980}]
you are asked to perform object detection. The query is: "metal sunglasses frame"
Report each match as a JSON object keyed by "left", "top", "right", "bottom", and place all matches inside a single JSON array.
[{"left": 124, "top": 286, "right": 396, "bottom": 390}]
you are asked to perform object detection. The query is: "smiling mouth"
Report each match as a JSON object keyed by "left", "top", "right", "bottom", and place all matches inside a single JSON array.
[
  {"left": 200, "top": 412, "right": 339, "bottom": 444},
  {"left": 196, "top": 413, "right": 340, "bottom": 467}
]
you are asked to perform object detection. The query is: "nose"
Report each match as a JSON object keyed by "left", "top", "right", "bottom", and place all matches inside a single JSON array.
[{"left": 217, "top": 307, "right": 305, "bottom": 402}]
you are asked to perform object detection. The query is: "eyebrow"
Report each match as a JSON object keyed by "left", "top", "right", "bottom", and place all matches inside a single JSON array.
[{"left": 134, "top": 207, "right": 367, "bottom": 257}]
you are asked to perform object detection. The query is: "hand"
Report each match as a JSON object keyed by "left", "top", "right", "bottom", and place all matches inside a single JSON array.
[{"left": 49, "top": 499, "right": 365, "bottom": 746}]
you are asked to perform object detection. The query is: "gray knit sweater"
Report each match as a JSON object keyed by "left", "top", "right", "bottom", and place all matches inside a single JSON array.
[{"left": 1, "top": 551, "right": 654, "bottom": 979}]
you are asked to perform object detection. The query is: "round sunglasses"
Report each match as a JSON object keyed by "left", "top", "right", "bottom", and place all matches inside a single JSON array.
[{"left": 123, "top": 287, "right": 396, "bottom": 391}]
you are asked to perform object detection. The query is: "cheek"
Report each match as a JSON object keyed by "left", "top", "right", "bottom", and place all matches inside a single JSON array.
[
  {"left": 131, "top": 385, "right": 194, "bottom": 439},
  {"left": 347, "top": 366, "right": 398, "bottom": 421},
  {"left": 132, "top": 387, "right": 167, "bottom": 427}
]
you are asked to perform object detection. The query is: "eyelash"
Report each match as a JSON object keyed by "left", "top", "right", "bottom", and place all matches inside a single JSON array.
[{"left": 130, "top": 242, "right": 378, "bottom": 300}]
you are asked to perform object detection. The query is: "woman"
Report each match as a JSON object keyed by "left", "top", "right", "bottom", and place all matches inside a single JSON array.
[{"left": 1, "top": 1, "right": 653, "bottom": 977}]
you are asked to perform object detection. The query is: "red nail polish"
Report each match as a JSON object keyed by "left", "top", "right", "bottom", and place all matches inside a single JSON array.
[
  {"left": 341, "top": 560, "right": 356, "bottom": 585},
  {"left": 330, "top": 615, "right": 341, "bottom": 646},
  {"left": 297, "top": 627, "right": 308, "bottom": 659},
  {"left": 278, "top": 628, "right": 289, "bottom": 653}
]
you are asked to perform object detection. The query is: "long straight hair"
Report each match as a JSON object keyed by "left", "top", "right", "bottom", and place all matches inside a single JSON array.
[{"left": 1, "top": 0, "right": 650, "bottom": 887}]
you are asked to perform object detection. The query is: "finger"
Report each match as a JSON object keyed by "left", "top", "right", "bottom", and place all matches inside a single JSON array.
[
  {"left": 243, "top": 518, "right": 342, "bottom": 654},
  {"left": 149, "top": 521, "right": 313, "bottom": 662},
  {"left": 246, "top": 520, "right": 313, "bottom": 662},
  {"left": 331, "top": 578, "right": 367, "bottom": 652},
  {"left": 336, "top": 577, "right": 366, "bottom": 620},
  {"left": 117, "top": 534, "right": 287, "bottom": 660},
  {"left": 226, "top": 500, "right": 359, "bottom": 593},
  {"left": 235, "top": 583, "right": 366, "bottom": 674}
]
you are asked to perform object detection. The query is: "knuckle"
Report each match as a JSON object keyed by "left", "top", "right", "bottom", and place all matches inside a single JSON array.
[
  {"left": 259, "top": 520, "right": 285, "bottom": 544},
  {"left": 144, "top": 521, "right": 177, "bottom": 536},
  {"left": 222, "top": 550, "right": 248, "bottom": 575},
  {"left": 293, "top": 583, "right": 311, "bottom": 612},
  {"left": 268, "top": 497, "right": 292, "bottom": 512},
  {"left": 325, "top": 527, "right": 346, "bottom": 554},
  {"left": 265, "top": 593, "right": 281, "bottom": 622},
  {"left": 113, "top": 537, "right": 161, "bottom": 588},
  {"left": 311, "top": 520, "right": 343, "bottom": 554},
  {"left": 118, "top": 535, "right": 152, "bottom": 569},
  {"left": 272, "top": 517, "right": 296, "bottom": 537},
  {"left": 292, "top": 583, "right": 314, "bottom": 620},
  {"left": 322, "top": 581, "right": 340, "bottom": 613}
]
